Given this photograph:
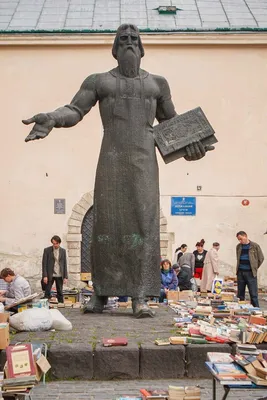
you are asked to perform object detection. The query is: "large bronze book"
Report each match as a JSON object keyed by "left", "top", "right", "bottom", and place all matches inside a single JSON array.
[{"left": 153, "top": 107, "right": 217, "bottom": 164}]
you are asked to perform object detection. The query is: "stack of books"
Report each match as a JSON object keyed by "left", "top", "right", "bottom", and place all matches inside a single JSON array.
[
  {"left": 206, "top": 350, "right": 267, "bottom": 386},
  {"left": 232, "top": 351, "right": 267, "bottom": 385},
  {"left": 2, "top": 375, "right": 37, "bottom": 394},
  {"left": 168, "top": 386, "right": 200, "bottom": 400},
  {"left": 205, "top": 361, "right": 252, "bottom": 386},
  {"left": 237, "top": 344, "right": 260, "bottom": 355},
  {"left": 194, "top": 306, "right": 212, "bottom": 316}
]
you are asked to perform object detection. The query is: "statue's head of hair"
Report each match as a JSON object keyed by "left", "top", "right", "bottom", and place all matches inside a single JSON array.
[{"left": 112, "top": 24, "right": 145, "bottom": 60}]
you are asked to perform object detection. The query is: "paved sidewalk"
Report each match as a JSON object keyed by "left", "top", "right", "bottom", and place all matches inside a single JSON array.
[{"left": 30, "top": 379, "right": 267, "bottom": 400}]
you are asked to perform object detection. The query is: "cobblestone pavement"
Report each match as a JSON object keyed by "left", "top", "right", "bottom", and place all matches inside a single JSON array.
[{"left": 30, "top": 379, "right": 267, "bottom": 400}]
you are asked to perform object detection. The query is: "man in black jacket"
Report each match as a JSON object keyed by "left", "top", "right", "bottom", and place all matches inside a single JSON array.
[{"left": 42, "top": 235, "right": 68, "bottom": 303}]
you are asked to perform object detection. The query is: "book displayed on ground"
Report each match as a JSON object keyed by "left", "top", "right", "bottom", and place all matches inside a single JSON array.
[
  {"left": 169, "top": 337, "right": 187, "bottom": 345},
  {"left": 140, "top": 388, "right": 169, "bottom": 399},
  {"left": 102, "top": 337, "right": 128, "bottom": 347},
  {"left": 167, "top": 295, "right": 267, "bottom": 347},
  {"left": 168, "top": 385, "right": 200, "bottom": 400},
  {"left": 6, "top": 344, "right": 36, "bottom": 378},
  {"left": 115, "top": 397, "right": 142, "bottom": 400},
  {"left": 155, "top": 339, "right": 170, "bottom": 346}
]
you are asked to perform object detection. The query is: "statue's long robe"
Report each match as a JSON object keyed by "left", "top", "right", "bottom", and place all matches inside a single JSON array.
[{"left": 71, "top": 67, "right": 174, "bottom": 297}]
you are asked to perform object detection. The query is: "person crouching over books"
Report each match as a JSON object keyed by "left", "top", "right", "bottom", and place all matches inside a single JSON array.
[
  {"left": 159, "top": 259, "right": 178, "bottom": 303},
  {"left": 0, "top": 268, "right": 31, "bottom": 312}
]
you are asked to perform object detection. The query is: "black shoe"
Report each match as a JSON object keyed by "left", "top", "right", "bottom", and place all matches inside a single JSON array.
[
  {"left": 132, "top": 298, "right": 155, "bottom": 319},
  {"left": 83, "top": 294, "right": 108, "bottom": 314}
]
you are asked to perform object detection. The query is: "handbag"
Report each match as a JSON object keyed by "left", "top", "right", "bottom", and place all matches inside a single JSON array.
[{"left": 211, "top": 277, "right": 224, "bottom": 294}]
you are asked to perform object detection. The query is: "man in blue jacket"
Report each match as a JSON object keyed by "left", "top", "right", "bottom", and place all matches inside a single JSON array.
[{"left": 236, "top": 231, "right": 264, "bottom": 307}]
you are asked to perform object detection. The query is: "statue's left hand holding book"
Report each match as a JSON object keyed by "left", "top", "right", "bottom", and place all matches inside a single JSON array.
[{"left": 153, "top": 107, "right": 217, "bottom": 164}]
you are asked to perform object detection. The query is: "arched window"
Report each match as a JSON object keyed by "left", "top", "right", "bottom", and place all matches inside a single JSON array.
[{"left": 81, "top": 206, "right": 94, "bottom": 273}]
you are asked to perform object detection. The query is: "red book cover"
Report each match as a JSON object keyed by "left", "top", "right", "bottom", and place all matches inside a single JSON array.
[
  {"left": 6, "top": 344, "right": 36, "bottom": 378},
  {"left": 102, "top": 337, "right": 128, "bottom": 347}
]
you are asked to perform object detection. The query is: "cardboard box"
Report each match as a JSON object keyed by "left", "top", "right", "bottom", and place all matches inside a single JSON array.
[
  {"left": 0, "top": 313, "right": 9, "bottom": 323},
  {"left": 80, "top": 272, "right": 91, "bottom": 281},
  {"left": 63, "top": 296, "right": 76, "bottom": 304},
  {"left": 178, "top": 290, "right": 194, "bottom": 301},
  {"left": 167, "top": 291, "right": 179, "bottom": 301},
  {"left": 34, "top": 354, "right": 51, "bottom": 381},
  {"left": 0, "top": 323, "right": 9, "bottom": 350}
]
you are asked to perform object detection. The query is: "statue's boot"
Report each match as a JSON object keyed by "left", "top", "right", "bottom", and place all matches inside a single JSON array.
[
  {"left": 83, "top": 294, "right": 108, "bottom": 314},
  {"left": 132, "top": 298, "right": 155, "bottom": 319}
]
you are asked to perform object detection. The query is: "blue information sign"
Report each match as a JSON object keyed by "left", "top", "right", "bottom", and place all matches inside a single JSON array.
[{"left": 171, "top": 197, "right": 196, "bottom": 216}]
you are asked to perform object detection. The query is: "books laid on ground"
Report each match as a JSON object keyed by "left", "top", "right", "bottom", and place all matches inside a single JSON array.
[
  {"left": 140, "top": 388, "right": 169, "bottom": 399},
  {"left": 155, "top": 339, "right": 170, "bottom": 346},
  {"left": 115, "top": 398, "right": 142, "bottom": 400},
  {"left": 102, "top": 337, "right": 128, "bottom": 347},
  {"left": 167, "top": 298, "right": 267, "bottom": 346},
  {"left": 168, "top": 385, "right": 200, "bottom": 400},
  {"left": 194, "top": 306, "right": 212, "bottom": 315},
  {"left": 64, "top": 300, "right": 73, "bottom": 308}
]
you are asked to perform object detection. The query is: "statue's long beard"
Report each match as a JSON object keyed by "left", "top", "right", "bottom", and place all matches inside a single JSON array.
[{"left": 117, "top": 48, "right": 141, "bottom": 78}]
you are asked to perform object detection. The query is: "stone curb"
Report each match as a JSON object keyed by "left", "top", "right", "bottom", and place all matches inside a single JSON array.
[
  {"left": 140, "top": 343, "right": 185, "bottom": 379},
  {"left": 48, "top": 343, "right": 93, "bottom": 380},
  {"left": 93, "top": 343, "right": 139, "bottom": 380},
  {"left": 1, "top": 342, "right": 265, "bottom": 380}
]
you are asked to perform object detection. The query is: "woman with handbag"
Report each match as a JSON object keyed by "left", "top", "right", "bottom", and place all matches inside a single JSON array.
[{"left": 200, "top": 242, "right": 220, "bottom": 292}]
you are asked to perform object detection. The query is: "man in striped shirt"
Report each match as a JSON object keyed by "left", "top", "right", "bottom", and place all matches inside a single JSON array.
[{"left": 236, "top": 231, "right": 264, "bottom": 307}]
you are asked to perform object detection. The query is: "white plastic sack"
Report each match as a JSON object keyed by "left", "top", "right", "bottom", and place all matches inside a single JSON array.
[
  {"left": 49, "top": 309, "right": 72, "bottom": 331},
  {"left": 9, "top": 308, "right": 53, "bottom": 331},
  {"left": 190, "top": 277, "right": 198, "bottom": 292}
]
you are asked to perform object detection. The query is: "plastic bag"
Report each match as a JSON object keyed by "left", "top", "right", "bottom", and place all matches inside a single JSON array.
[
  {"left": 49, "top": 309, "right": 72, "bottom": 331},
  {"left": 190, "top": 277, "right": 198, "bottom": 292},
  {"left": 9, "top": 308, "right": 53, "bottom": 331},
  {"left": 212, "top": 277, "right": 224, "bottom": 294}
]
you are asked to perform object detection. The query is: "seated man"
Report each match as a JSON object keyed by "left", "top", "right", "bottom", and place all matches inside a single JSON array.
[{"left": 0, "top": 268, "right": 31, "bottom": 307}]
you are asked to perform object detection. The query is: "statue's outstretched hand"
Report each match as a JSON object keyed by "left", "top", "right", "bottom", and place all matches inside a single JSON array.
[
  {"left": 22, "top": 113, "right": 56, "bottom": 142},
  {"left": 184, "top": 140, "right": 215, "bottom": 161}
]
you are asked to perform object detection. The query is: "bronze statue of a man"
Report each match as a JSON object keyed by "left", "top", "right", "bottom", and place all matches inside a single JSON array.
[{"left": 23, "top": 24, "right": 209, "bottom": 318}]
